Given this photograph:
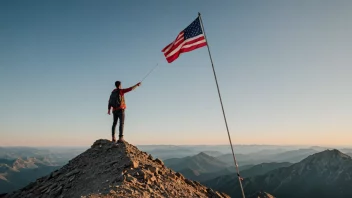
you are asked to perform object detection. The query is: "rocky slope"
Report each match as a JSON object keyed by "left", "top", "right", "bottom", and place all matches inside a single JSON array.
[{"left": 5, "top": 139, "right": 229, "bottom": 198}]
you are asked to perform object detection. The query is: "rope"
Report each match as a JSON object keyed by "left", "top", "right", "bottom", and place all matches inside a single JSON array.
[{"left": 140, "top": 63, "right": 160, "bottom": 83}]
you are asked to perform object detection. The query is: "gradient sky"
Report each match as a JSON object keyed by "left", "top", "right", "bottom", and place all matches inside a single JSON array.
[{"left": 1, "top": 0, "right": 351, "bottom": 146}]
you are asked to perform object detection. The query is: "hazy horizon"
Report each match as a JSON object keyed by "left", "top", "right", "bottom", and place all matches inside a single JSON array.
[
  {"left": 1, "top": 1, "right": 351, "bottom": 147},
  {"left": 1, "top": 142, "right": 351, "bottom": 148}
]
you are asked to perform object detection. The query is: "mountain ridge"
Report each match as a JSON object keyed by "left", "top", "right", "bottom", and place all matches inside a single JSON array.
[
  {"left": 206, "top": 149, "right": 352, "bottom": 198},
  {"left": 0, "top": 157, "right": 60, "bottom": 194},
  {"left": 164, "top": 152, "right": 230, "bottom": 173},
  {"left": 216, "top": 148, "right": 318, "bottom": 165}
]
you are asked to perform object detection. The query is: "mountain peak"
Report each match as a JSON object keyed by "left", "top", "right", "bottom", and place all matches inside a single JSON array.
[
  {"left": 5, "top": 139, "right": 229, "bottom": 198},
  {"left": 303, "top": 149, "right": 351, "bottom": 162},
  {"left": 197, "top": 152, "right": 211, "bottom": 157}
]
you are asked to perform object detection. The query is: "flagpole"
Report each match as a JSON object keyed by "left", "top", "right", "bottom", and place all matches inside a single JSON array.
[{"left": 198, "top": 12, "right": 246, "bottom": 198}]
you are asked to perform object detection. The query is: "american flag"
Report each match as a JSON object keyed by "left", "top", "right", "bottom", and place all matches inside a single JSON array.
[{"left": 162, "top": 17, "right": 207, "bottom": 63}]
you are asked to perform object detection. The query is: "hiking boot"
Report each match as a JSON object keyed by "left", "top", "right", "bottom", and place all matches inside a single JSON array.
[
  {"left": 117, "top": 136, "right": 125, "bottom": 143},
  {"left": 112, "top": 136, "right": 116, "bottom": 143}
]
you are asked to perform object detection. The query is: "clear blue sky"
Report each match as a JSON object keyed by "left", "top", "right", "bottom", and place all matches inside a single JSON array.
[{"left": 1, "top": 0, "right": 351, "bottom": 146}]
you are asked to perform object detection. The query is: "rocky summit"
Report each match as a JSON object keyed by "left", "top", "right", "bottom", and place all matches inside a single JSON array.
[{"left": 5, "top": 139, "right": 229, "bottom": 198}]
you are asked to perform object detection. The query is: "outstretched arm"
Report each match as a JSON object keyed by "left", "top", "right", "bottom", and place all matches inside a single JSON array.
[{"left": 121, "top": 82, "right": 141, "bottom": 94}]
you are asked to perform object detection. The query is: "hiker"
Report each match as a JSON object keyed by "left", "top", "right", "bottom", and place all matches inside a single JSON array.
[{"left": 108, "top": 81, "right": 141, "bottom": 143}]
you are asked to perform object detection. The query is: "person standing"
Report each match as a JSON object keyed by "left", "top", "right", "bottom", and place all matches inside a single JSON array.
[{"left": 108, "top": 81, "right": 141, "bottom": 143}]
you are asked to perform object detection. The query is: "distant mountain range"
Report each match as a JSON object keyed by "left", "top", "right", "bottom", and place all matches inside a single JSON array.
[
  {"left": 0, "top": 147, "right": 86, "bottom": 194},
  {"left": 163, "top": 152, "right": 292, "bottom": 183},
  {"left": 205, "top": 149, "right": 352, "bottom": 198},
  {"left": 239, "top": 162, "right": 292, "bottom": 178},
  {"left": 0, "top": 157, "right": 60, "bottom": 194},
  {"left": 177, "top": 167, "right": 236, "bottom": 183},
  {"left": 1, "top": 145, "right": 351, "bottom": 196},
  {"left": 136, "top": 145, "right": 308, "bottom": 160},
  {"left": 0, "top": 147, "right": 86, "bottom": 166},
  {"left": 164, "top": 152, "right": 241, "bottom": 183},
  {"left": 217, "top": 148, "right": 319, "bottom": 165},
  {"left": 201, "top": 150, "right": 224, "bottom": 157},
  {"left": 136, "top": 146, "right": 196, "bottom": 159},
  {"left": 164, "top": 152, "right": 229, "bottom": 173}
]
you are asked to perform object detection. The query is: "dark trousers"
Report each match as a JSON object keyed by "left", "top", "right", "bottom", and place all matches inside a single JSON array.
[{"left": 112, "top": 109, "right": 125, "bottom": 137}]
